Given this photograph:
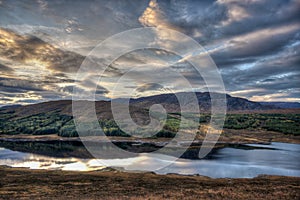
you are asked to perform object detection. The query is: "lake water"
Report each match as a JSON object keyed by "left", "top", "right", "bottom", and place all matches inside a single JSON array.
[{"left": 0, "top": 142, "right": 299, "bottom": 178}]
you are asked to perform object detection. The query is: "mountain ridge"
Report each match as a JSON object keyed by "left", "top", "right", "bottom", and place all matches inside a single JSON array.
[
  {"left": 0, "top": 92, "right": 282, "bottom": 118},
  {"left": 259, "top": 102, "right": 300, "bottom": 109}
]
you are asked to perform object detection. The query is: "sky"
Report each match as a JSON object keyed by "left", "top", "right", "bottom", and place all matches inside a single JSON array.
[{"left": 0, "top": 0, "right": 299, "bottom": 106}]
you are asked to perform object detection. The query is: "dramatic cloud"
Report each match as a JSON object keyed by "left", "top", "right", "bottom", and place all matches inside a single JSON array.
[
  {"left": 0, "top": 28, "right": 85, "bottom": 73},
  {"left": 0, "top": 0, "right": 299, "bottom": 105}
]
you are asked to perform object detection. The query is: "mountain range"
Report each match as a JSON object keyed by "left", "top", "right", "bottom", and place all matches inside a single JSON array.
[{"left": 2, "top": 92, "right": 294, "bottom": 118}]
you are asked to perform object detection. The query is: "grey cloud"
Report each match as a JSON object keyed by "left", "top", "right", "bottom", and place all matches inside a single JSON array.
[
  {"left": 213, "top": 23, "right": 300, "bottom": 60},
  {"left": 254, "top": 73, "right": 300, "bottom": 91},
  {"left": 136, "top": 83, "right": 164, "bottom": 93},
  {"left": 0, "top": 0, "right": 299, "bottom": 103},
  {"left": 0, "top": 28, "right": 86, "bottom": 73},
  {"left": 0, "top": 97, "right": 13, "bottom": 102},
  {"left": 58, "top": 85, "right": 106, "bottom": 97},
  {"left": 0, "top": 63, "right": 13, "bottom": 72},
  {"left": 136, "top": 0, "right": 299, "bottom": 102},
  {"left": 59, "top": 86, "right": 76, "bottom": 94},
  {"left": 0, "top": 78, "right": 43, "bottom": 92},
  {"left": 95, "top": 86, "right": 109, "bottom": 95},
  {"left": 16, "top": 99, "right": 41, "bottom": 104}
]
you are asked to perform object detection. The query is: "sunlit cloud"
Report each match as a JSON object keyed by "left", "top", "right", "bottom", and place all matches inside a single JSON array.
[
  {"left": 0, "top": 0, "right": 299, "bottom": 105},
  {"left": 139, "top": 0, "right": 174, "bottom": 29},
  {"left": 250, "top": 93, "right": 300, "bottom": 102}
]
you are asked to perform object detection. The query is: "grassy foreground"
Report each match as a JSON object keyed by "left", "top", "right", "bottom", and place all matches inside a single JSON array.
[{"left": 0, "top": 166, "right": 299, "bottom": 199}]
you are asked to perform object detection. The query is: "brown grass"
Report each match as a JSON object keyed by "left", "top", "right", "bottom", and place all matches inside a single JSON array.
[{"left": 0, "top": 166, "right": 299, "bottom": 199}]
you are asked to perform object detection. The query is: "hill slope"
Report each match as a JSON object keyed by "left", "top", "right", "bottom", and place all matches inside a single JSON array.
[
  {"left": 0, "top": 92, "right": 279, "bottom": 118},
  {"left": 1, "top": 92, "right": 299, "bottom": 137},
  {"left": 129, "top": 92, "right": 274, "bottom": 112}
]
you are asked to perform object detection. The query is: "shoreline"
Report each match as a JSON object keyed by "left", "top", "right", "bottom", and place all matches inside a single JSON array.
[
  {"left": 0, "top": 166, "right": 299, "bottom": 199},
  {"left": 0, "top": 132, "right": 299, "bottom": 144},
  {"left": 0, "top": 133, "right": 299, "bottom": 160}
]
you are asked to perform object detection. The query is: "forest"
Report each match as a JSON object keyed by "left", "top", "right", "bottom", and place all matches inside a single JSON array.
[{"left": 0, "top": 108, "right": 299, "bottom": 137}]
